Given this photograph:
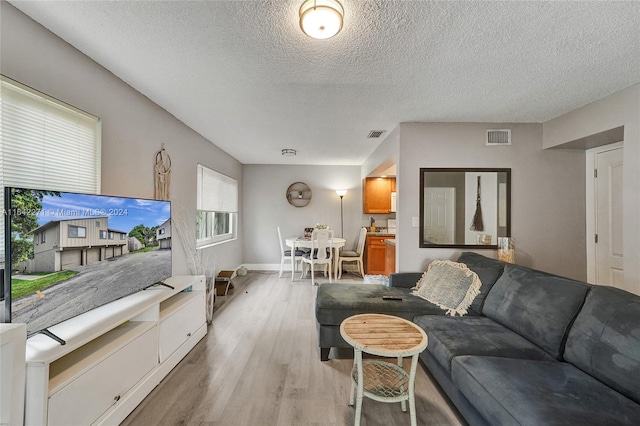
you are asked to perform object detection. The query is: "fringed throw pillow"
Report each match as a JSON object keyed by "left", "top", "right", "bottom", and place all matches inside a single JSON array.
[{"left": 412, "top": 260, "right": 481, "bottom": 316}]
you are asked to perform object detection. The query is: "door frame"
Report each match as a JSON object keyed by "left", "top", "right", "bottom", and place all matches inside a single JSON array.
[{"left": 586, "top": 142, "right": 624, "bottom": 284}]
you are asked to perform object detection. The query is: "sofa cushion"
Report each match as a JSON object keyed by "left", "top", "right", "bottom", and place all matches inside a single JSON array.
[
  {"left": 412, "top": 260, "right": 481, "bottom": 316},
  {"left": 388, "top": 272, "right": 424, "bottom": 289},
  {"left": 564, "top": 286, "right": 640, "bottom": 404},
  {"left": 457, "top": 252, "right": 505, "bottom": 314},
  {"left": 413, "top": 315, "right": 555, "bottom": 374},
  {"left": 482, "top": 264, "right": 589, "bottom": 359},
  {"left": 457, "top": 251, "right": 505, "bottom": 270},
  {"left": 452, "top": 356, "right": 640, "bottom": 426},
  {"left": 315, "top": 283, "right": 466, "bottom": 326}
]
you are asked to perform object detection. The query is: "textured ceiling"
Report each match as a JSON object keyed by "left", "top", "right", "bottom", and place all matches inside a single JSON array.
[{"left": 8, "top": 0, "right": 640, "bottom": 165}]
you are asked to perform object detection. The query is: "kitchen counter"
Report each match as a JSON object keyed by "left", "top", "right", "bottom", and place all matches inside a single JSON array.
[{"left": 367, "top": 231, "right": 395, "bottom": 237}]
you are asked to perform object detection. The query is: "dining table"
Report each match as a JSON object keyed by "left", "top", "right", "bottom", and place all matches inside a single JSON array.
[{"left": 285, "top": 236, "right": 347, "bottom": 282}]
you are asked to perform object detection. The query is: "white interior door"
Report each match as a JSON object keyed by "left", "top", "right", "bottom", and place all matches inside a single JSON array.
[
  {"left": 595, "top": 147, "right": 624, "bottom": 287},
  {"left": 424, "top": 188, "right": 455, "bottom": 244}
]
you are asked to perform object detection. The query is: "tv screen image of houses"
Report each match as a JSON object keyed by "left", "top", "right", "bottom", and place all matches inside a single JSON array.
[{"left": 7, "top": 188, "right": 171, "bottom": 335}]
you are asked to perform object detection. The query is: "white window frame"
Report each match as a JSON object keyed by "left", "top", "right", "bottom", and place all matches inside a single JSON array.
[
  {"left": 196, "top": 164, "right": 238, "bottom": 248},
  {"left": 68, "top": 225, "right": 86, "bottom": 238}
]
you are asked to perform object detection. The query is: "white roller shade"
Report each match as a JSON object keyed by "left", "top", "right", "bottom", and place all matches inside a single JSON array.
[
  {"left": 0, "top": 77, "right": 100, "bottom": 193},
  {"left": 197, "top": 165, "right": 238, "bottom": 213}
]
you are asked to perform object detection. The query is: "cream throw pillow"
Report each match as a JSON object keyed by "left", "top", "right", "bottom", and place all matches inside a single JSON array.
[{"left": 412, "top": 260, "right": 481, "bottom": 316}]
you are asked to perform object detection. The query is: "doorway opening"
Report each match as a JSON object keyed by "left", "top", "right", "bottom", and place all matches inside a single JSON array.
[{"left": 586, "top": 142, "right": 624, "bottom": 287}]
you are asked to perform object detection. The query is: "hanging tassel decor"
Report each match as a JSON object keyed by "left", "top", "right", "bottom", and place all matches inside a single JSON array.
[
  {"left": 154, "top": 143, "right": 171, "bottom": 201},
  {"left": 470, "top": 176, "right": 484, "bottom": 231}
]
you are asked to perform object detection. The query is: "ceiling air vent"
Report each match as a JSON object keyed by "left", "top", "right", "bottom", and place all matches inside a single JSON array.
[
  {"left": 367, "top": 130, "right": 386, "bottom": 138},
  {"left": 486, "top": 129, "right": 511, "bottom": 146}
]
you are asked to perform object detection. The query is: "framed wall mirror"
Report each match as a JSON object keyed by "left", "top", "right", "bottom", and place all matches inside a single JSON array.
[{"left": 419, "top": 168, "right": 511, "bottom": 248}]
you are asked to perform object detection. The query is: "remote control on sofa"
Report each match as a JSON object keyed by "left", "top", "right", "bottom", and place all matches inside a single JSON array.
[{"left": 382, "top": 295, "right": 403, "bottom": 301}]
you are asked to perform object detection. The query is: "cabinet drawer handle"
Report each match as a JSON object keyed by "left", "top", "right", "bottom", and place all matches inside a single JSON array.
[
  {"left": 187, "top": 332, "right": 192, "bottom": 337},
  {"left": 114, "top": 395, "right": 121, "bottom": 402}
]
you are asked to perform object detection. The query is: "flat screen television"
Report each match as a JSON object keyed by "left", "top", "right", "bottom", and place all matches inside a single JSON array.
[{"left": 1, "top": 187, "right": 171, "bottom": 340}]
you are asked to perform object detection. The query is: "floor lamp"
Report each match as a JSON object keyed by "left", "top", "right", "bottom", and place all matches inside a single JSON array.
[{"left": 336, "top": 190, "right": 347, "bottom": 238}]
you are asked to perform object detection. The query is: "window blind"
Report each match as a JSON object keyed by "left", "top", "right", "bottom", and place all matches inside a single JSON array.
[
  {"left": 197, "top": 164, "right": 238, "bottom": 213},
  {"left": 0, "top": 76, "right": 101, "bottom": 267}
]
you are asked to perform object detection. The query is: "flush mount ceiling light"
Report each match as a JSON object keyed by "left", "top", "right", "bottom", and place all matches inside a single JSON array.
[
  {"left": 299, "top": 0, "right": 344, "bottom": 40},
  {"left": 282, "top": 148, "right": 297, "bottom": 156}
]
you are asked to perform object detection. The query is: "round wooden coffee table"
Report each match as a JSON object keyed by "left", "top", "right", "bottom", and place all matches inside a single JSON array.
[{"left": 340, "top": 313, "right": 428, "bottom": 426}]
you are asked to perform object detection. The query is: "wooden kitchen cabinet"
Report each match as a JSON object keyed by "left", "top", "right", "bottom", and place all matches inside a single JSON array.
[
  {"left": 366, "top": 235, "right": 394, "bottom": 275},
  {"left": 384, "top": 240, "right": 396, "bottom": 276},
  {"left": 363, "top": 177, "right": 396, "bottom": 213}
]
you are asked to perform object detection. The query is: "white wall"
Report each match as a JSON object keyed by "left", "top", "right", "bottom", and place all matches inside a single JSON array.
[
  {"left": 543, "top": 84, "right": 640, "bottom": 294},
  {"left": 360, "top": 126, "right": 399, "bottom": 232},
  {"left": 242, "top": 165, "right": 361, "bottom": 268},
  {"left": 361, "top": 126, "right": 399, "bottom": 179},
  {"left": 1, "top": 2, "right": 243, "bottom": 276},
  {"left": 396, "top": 122, "right": 587, "bottom": 280}
]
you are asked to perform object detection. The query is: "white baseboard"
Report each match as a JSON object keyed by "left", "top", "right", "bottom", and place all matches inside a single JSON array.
[{"left": 240, "top": 263, "right": 282, "bottom": 271}]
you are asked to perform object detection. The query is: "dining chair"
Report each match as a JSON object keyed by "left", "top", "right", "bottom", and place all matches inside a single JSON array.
[
  {"left": 337, "top": 226, "right": 367, "bottom": 279},
  {"left": 278, "top": 226, "right": 306, "bottom": 278},
  {"left": 300, "top": 228, "right": 334, "bottom": 286}
]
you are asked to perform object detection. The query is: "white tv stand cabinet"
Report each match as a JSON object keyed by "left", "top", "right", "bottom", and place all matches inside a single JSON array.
[{"left": 24, "top": 275, "right": 207, "bottom": 426}]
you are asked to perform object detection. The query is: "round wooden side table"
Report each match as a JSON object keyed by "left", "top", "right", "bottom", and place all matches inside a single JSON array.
[{"left": 340, "top": 313, "right": 428, "bottom": 426}]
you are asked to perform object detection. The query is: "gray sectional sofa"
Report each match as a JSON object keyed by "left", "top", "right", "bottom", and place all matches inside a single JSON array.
[{"left": 315, "top": 252, "right": 640, "bottom": 425}]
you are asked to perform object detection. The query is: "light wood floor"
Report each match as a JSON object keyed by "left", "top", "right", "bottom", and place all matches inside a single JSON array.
[{"left": 122, "top": 272, "right": 465, "bottom": 426}]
